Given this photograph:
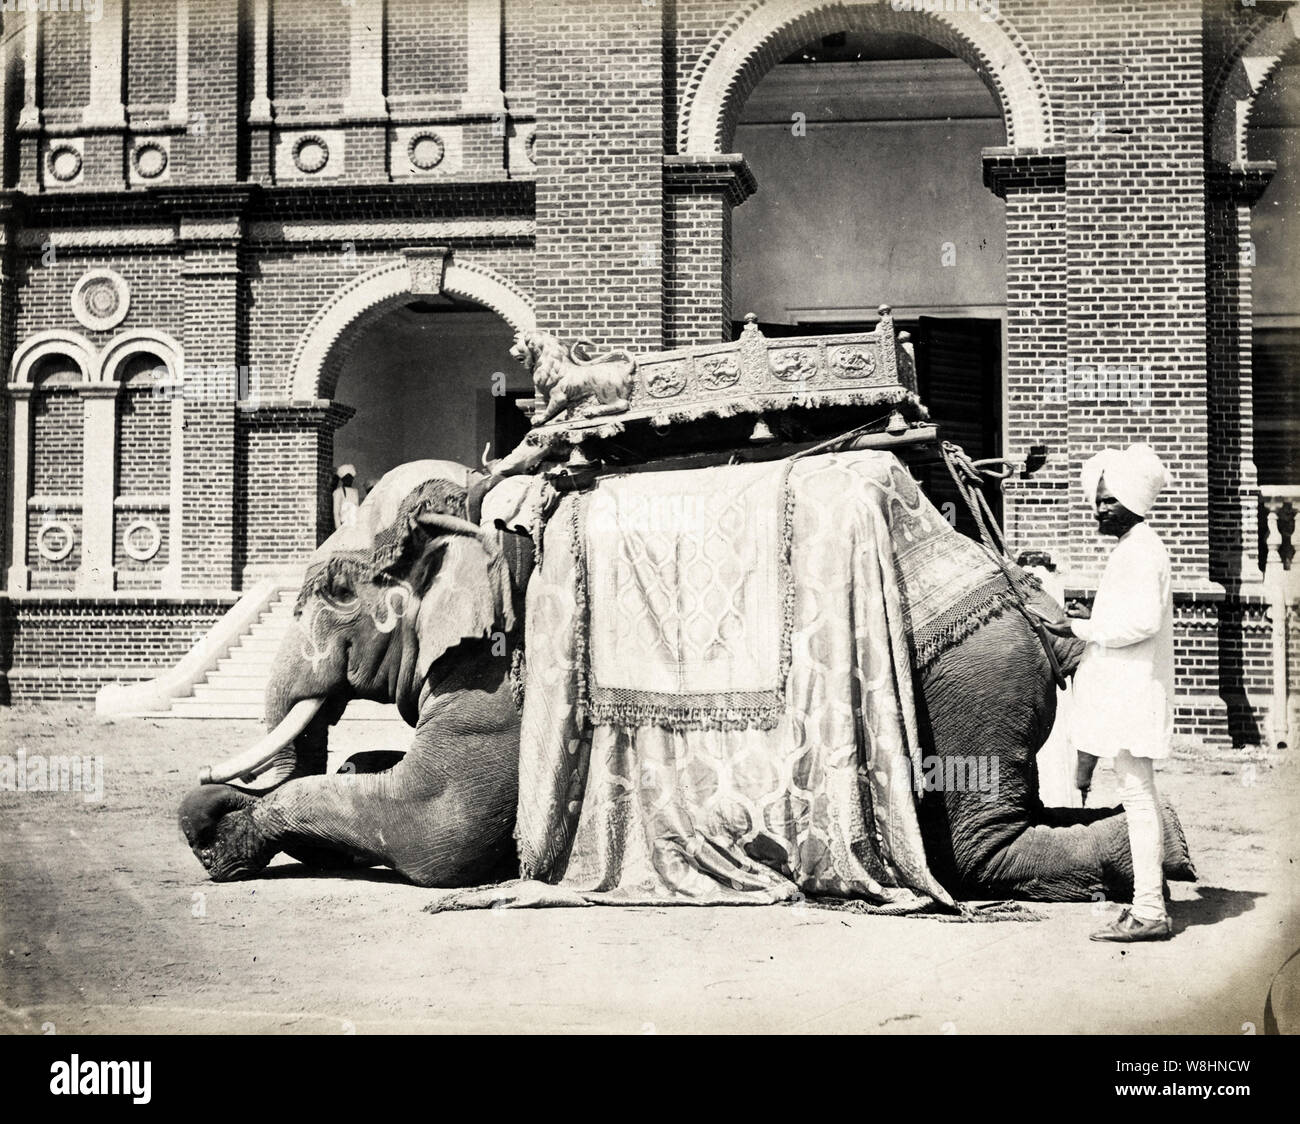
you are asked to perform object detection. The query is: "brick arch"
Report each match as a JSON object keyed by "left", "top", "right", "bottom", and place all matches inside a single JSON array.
[
  {"left": 1209, "top": 3, "right": 1300, "bottom": 166},
  {"left": 9, "top": 330, "right": 97, "bottom": 387},
  {"left": 290, "top": 258, "right": 536, "bottom": 401},
  {"left": 98, "top": 329, "right": 184, "bottom": 385},
  {"left": 678, "top": 0, "right": 1051, "bottom": 155}
]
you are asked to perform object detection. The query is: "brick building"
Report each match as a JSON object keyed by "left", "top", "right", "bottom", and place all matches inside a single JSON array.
[{"left": 0, "top": 0, "right": 1296, "bottom": 746}]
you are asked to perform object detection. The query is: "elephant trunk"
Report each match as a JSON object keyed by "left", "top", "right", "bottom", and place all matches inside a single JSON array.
[{"left": 198, "top": 696, "right": 327, "bottom": 786}]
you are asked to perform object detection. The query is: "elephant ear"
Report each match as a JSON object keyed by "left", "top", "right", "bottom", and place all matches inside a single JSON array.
[{"left": 410, "top": 519, "right": 516, "bottom": 682}]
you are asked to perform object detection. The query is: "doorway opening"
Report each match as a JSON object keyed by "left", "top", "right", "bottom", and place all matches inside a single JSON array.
[
  {"left": 730, "top": 28, "right": 1007, "bottom": 536},
  {"left": 328, "top": 297, "right": 532, "bottom": 513}
]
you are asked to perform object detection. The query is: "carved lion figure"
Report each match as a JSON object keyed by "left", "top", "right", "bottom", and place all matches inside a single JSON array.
[{"left": 509, "top": 330, "right": 636, "bottom": 425}]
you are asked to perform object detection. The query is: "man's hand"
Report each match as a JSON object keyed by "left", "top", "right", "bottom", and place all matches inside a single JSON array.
[
  {"left": 1066, "top": 599, "right": 1091, "bottom": 619},
  {"left": 1041, "top": 616, "right": 1077, "bottom": 637}
]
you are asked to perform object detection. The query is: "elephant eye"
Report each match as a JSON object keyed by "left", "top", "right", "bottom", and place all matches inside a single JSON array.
[{"left": 322, "top": 572, "right": 353, "bottom": 603}]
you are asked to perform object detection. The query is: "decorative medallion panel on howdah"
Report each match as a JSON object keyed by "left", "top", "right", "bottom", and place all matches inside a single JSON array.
[{"left": 523, "top": 307, "right": 922, "bottom": 450}]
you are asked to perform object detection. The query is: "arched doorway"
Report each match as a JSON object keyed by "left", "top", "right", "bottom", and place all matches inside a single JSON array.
[
  {"left": 327, "top": 295, "right": 533, "bottom": 505},
  {"left": 729, "top": 24, "right": 1010, "bottom": 533}
]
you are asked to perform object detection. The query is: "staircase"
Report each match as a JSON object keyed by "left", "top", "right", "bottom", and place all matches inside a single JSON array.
[{"left": 166, "top": 589, "right": 397, "bottom": 721}]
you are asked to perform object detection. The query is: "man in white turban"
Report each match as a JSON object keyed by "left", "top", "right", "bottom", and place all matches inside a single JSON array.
[{"left": 1045, "top": 443, "right": 1175, "bottom": 941}]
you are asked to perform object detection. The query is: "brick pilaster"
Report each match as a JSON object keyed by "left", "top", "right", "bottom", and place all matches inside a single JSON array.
[{"left": 534, "top": 0, "right": 665, "bottom": 352}]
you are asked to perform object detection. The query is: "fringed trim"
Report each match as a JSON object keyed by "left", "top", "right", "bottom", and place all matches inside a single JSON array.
[
  {"left": 778, "top": 459, "right": 797, "bottom": 697},
  {"left": 571, "top": 496, "right": 591, "bottom": 725},
  {"left": 296, "top": 552, "right": 370, "bottom": 612},
  {"left": 509, "top": 644, "right": 527, "bottom": 713},
  {"left": 911, "top": 569, "right": 1043, "bottom": 673},
  {"left": 586, "top": 700, "right": 783, "bottom": 731},
  {"left": 369, "top": 478, "right": 468, "bottom": 577},
  {"left": 524, "top": 387, "right": 921, "bottom": 445},
  {"left": 806, "top": 897, "right": 1041, "bottom": 921}
]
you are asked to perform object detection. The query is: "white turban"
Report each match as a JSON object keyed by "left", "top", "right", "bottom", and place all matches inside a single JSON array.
[{"left": 1081, "top": 444, "right": 1169, "bottom": 517}]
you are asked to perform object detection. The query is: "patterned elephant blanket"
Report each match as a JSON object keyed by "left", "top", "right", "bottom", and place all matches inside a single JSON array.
[{"left": 427, "top": 451, "right": 1034, "bottom": 914}]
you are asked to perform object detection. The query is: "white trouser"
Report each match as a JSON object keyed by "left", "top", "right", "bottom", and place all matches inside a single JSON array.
[{"left": 1114, "top": 750, "right": 1166, "bottom": 922}]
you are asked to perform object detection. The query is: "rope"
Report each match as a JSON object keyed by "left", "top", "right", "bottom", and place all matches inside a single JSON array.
[{"left": 939, "top": 441, "right": 1067, "bottom": 690}]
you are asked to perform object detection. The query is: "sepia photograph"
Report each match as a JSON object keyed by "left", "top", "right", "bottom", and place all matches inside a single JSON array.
[{"left": 0, "top": 0, "right": 1295, "bottom": 1084}]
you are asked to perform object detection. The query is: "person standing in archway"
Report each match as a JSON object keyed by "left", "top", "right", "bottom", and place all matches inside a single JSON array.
[{"left": 333, "top": 464, "right": 361, "bottom": 531}]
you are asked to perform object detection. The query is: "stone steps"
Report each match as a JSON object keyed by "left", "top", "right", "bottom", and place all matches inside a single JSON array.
[{"left": 165, "top": 589, "right": 402, "bottom": 723}]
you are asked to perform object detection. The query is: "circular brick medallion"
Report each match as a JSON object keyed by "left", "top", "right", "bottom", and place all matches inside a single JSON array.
[
  {"left": 37, "top": 521, "right": 75, "bottom": 562},
  {"left": 47, "top": 144, "right": 83, "bottom": 183},
  {"left": 525, "top": 131, "right": 537, "bottom": 164},
  {"left": 408, "top": 132, "right": 446, "bottom": 172},
  {"left": 132, "top": 140, "right": 169, "bottom": 180},
  {"left": 292, "top": 134, "right": 330, "bottom": 174},
  {"left": 71, "top": 269, "right": 131, "bottom": 331},
  {"left": 123, "top": 519, "right": 162, "bottom": 562}
]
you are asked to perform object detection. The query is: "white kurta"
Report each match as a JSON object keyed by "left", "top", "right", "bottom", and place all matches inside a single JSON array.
[
  {"left": 1025, "top": 564, "right": 1080, "bottom": 806},
  {"left": 1068, "top": 521, "right": 1174, "bottom": 759}
]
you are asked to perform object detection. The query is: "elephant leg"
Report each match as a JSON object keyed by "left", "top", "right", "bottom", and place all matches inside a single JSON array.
[
  {"left": 183, "top": 670, "right": 521, "bottom": 886},
  {"left": 262, "top": 753, "right": 409, "bottom": 871},
  {"left": 251, "top": 722, "right": 520, "bottom": 887},
  {"left": 916, "top": 609, "right": 1193, "bottom": 902}
]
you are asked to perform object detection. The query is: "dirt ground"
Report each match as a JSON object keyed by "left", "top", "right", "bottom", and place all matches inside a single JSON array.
[{"left": 1, "top": 704, "right": 1296, "bottom": 1035}]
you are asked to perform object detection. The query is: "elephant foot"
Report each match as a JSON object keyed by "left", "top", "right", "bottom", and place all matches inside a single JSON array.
[
  {"left": 179, "top": 785, "right": 277, "bottom": 882},
  {"left": 1160, "top": 797, "right": 1196, "bottom": 881},
  {"left": 1095, "top": 797, "right": 1197, "bottom": 902}
]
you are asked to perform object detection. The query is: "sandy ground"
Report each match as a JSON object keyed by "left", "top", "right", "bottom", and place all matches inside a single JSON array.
[{"left": 1, "top": 703, "right": 1296, "bottom": 1035}]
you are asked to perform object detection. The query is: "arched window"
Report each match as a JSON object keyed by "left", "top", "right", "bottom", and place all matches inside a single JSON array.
[
  {"left": 115, "top": 353, "right": 174, "bottom": 579},
  {"left": 28, "top": 355, "right": 86, "bottom": 588}
]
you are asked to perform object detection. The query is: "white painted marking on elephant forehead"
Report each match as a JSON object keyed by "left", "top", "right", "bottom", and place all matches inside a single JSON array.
[
  {"left": 297, "top": 597, "right": 355, "bottom": 673},
  {"left": 371, "top": 581, "right": 414, "bottom": 634}
]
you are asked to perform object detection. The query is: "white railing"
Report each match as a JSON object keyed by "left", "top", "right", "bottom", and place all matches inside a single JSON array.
[{"left": 1261, "top": 486, "right": 1299, "bottom": 747}]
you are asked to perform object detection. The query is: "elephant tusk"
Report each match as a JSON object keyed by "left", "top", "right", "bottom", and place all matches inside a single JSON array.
[{"left": 198, "top": 697, "right": 326, "bottom": 785}]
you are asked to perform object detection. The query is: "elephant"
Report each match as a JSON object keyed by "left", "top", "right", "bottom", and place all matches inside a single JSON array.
[
  {"left": 179, "top": 460, "right": 533, "bottom": 887},
  {"left": 179, "top": 456, "right": 1195, "bottom": 903}
]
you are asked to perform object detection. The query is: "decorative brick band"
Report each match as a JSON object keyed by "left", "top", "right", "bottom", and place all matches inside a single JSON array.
[
  {"left": 1206, "top": 159, "right": 1277, "bottom": 204},
  {"left": 982, "top": 147, "right": 1068, "bottom": 198}
]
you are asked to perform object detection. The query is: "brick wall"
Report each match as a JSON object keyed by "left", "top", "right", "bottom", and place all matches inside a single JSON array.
[
  {"left": 115, "top": 388, "right": 170, "bottom": 494},
  {"left": 126, "top": 0, "right": 178, "bottom": 108},
  {"left": 271, "top": 1, "right": 350, "bottom": 103},
  {"left": 388, "top": 0, "right": 468, "bottom": 98},
  {"left": 534, "top": 0, "right": 665, "bottom": 352},
  {"left": 41, "top": 12, "right": 90, "bottom": 109},
  {"left": 0, "top": 596, "right": 236, "bottom": 703},
  {"left": 31, "top": 387, "right": 82, "bottom": 495}
]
